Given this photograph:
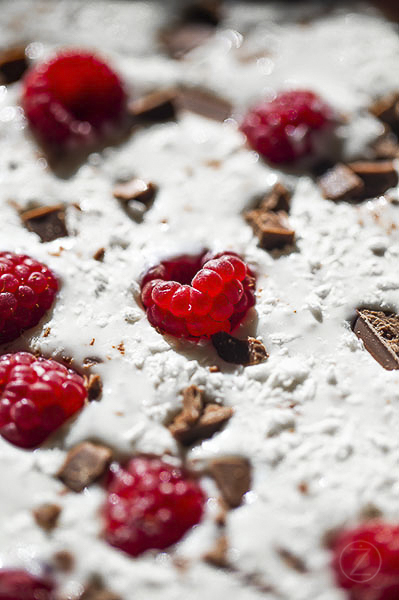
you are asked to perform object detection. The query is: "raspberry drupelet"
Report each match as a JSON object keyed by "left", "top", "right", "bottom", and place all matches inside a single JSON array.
[
  {"left": 104, "top": 456, "right": 205, "bottom": 556},
  {"left": 140, "top": 252, "right": 256, "bottom": 339},
  {"left": 0, "top": 569, "right": 54, "bottom": 600},
  {"left": 22, "top": 50, "right": 127, "bottom": 149},
  {"left": 0, "top": 352, "right": 87, "bottom": 448},
  {"left": 331, "top": 520, "right": 399, "bottom": 600},
  {"left": 0, "top": 252, "right": 58, "bottom": 343},
  {"left": 241, "top": 90, "right": 335, "bottom": 164}
]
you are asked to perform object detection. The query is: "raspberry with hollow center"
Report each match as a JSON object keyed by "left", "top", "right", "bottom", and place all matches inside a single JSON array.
[
  {"left": 241, "top": 90, "right": 335, "bottom": 164},
  {"left": 140, "top": 251, "right": 255, "bottom": 339},
  {"left": 22, "top": 50, "right": 127, "bottom": 149},
  {"left": 0, "top": 352, "right": 87, "bottom": 449},
  {"left": 331, "top": 520, "right": 399, "bottom": 600},
  {"left": 103, "top": 456, "right": 205, "bottom": 556},
  {"left": 0, "top": 252, "right": 58, "bottom": 344},
  {"left": 0, "top": 569, "right": 54, "bottom": 600}
]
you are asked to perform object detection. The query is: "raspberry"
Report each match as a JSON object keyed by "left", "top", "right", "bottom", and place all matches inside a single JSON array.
[
  {"left": 140, "top": 251, "right": 255, "bottom": 339},
  {"left": 103, "top": 456, "right": 205, "bottom": 556},
  {"left": 331, "top": 520, "right": 399, "bottom": 600},
  {"left": 0, "top": 253, "right": 58, "bottom": 343},
  {"left": 241, "top": 90, "right": 335, "bottom": 164},
  {"left": 0, "top": 569, "right": 54, "bottom": 600},
  {"left": 22, "top": 50, "right": 127, "bottom": 149},
  {"left": 0, "top": 352, "right": 87, "bottom": 448}
]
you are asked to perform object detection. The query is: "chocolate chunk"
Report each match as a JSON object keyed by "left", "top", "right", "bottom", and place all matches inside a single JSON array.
[
  {"left": 52, "top": 550, "right": 75, "bottom": 572},
  {"left": 370, "top": 93, "right": 399, "bottom": 130},
  {"left": 347, "top": 160, "right": 398, "bottom": 198},
  {"left": 203, "top": 535, "right": 229, "bottom": 568},
  {"left": 80, "top": 576, "right": 121, "bottom": 600},
  {"left": 0, "top": 46, "right": 28, "bottom": 84},
  {"left": 85, "top": 373, "right": 103, "bottom": 401},
  {"left": 159, "top": 24, "right": 214, "bottom": 59},
  {"left": 353, "top": 309, "right": 399, "bottom": 370},
  {"left": 259, "top": 182, "right": 292, "bottom": 213},
  {"left": 212, "top": 332, "right": 268, "bottom": 365},
  {"left": 33, "top": 503, "right": 61, "bottom": 531},
  {"left": 113, "top": 178, "right": 157, "bottom": 206},
  {"left": 21, "top": 204, "right": 68, "bottom": 242},
  {"left": 182, "top": 1, "right": 222, "bottom": 26},
  {"left": 277, "top": 548, "right": 307, "bottom": 573},
  {"left": 208, "top": 456, "right": 251, "bottom": 508},
  {"left": 175, "top": 87, "right": 232, "bottom": 122},
  {"left": 93, "top": 248, "right": 105, "bottom": 262},
  {"left": 128, "top": 89, "right": 177, "bottom": 122},
  {"left": 58, "top": 442, "right": 112, "bottom": 492},
  {"left": 318, "top": 163, "right": 364, "bottom": 201},
  {"left": 373, "top": 135, "right": 399, "bottom": 160},
  {"left": 245, "top": 209, "right": 295, "bottom": 250}
]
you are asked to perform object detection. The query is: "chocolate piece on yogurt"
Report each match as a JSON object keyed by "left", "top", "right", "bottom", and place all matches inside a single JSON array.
[
  {"left": 182, "top": 1, "right": 223, "bottom": 26},
  {"left": 212, "top": 332, "right": 268, "bottom": 365},
  {"left": 318, "top": 163, "right": 364, "bottom": 201},
  {"left": 0, "top": 45, "right": 28, "bottom": 84},
  {"left": 347, "top": 160, "right": 398, "bottom": 198},
  {"left": 175, "top": 86, "right": 232, "bottom": 122},
  {"left": 203, "top": 535, "right": 229, "bottom": 568},
  {"left": 128, "top": 89, "right": 177, "bottom": 122},
  {"left": 58, "top": 442, "right": 113, "bottom": 492},
  {"left": 113, "top": 178, "right": 157, "bottom": 206},
  {"left": 259, "top": 182, "right": 292, "bottom": 213},
  {"left": 21, "top": 204, "right": 68, "bottom": 242},
  {"left": 85, "top": 373, "right": 103, "bottom": 401},
  {"left": 353, "top": 309, "right": 399, "bottom": 370},
  {"left": 159, "top": 24, "right": 214, "bottom": 59},
  {"left": 370, "top": 92, "right": 399, "bottom": 130},
  {"left": 208, "top": 456, "right": 251, "bottom": 508},
  {"left": 80, "top": 575, "right": 121, "bottom": 600},
  {"left": 245, "top": 209, "right": 295, "bottom": 250},
  {"left": 33, "top": 503, "right": 62, "bottom": 531}
]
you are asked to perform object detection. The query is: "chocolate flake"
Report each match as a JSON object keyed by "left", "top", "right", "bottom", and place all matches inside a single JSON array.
[
  {"left": 58, "top": 442, "right": 112, "bottom": 492},
  {"left": 85, "top": 374, "right": 103, "bottom": 401},
  {"left": 33, "top": 503, "right": 61, "bottom": 531},
  {"left": 208, "top": 456, "right": 251, "bottom": 508},
  {"left": 0, "top": 45, "right": 28, "bottom": 84},
  {"left": 259, "top": 182, "right": 292, "bottom": 213},
  {"left": 347, "top": 160, "right": 398, "bottom": 198},
  {"left": 159, "top": 24, "right": 214, "bottom": 59},
  {"left": 21, "top": 204, "right": 68, "bottom": 242},
  {"left": 212, "top": 332, "right": 268, "bottom": 365},
  {"left": 128, "top": 89, "right": 177, "bottom": 122},
  {"left": 203, "top": 535, "right": 229, "bottom": 568},
  {"left": 52, "top": 550, "right": 74, "bottom": 572},
  {"left": 318, "top": 163, "right": 364, "bottom": 201},
  {"left": 277, "top": 548, "right": 307, "bottom": 573},
  {"left": 175, "top": 87, "right": 232, "bottom": 122},
  {"left": 168, "top": 385, "right": 233, "bottom": 445},
  {"left": 370, "top": 92, "right": 399, "bottom": 131},
  {"left": 93, "top": 248, "right": 105, "bottom": 262},
  {"left": 373, "top": 135, "right": 399, "bottom": 160},
  {"left": 80, "top": 575, "right": 121, "bottom": 600},
  {"left": 113, "top": 178, "right": 157, "bottom": 206},
  {"left": 245, "top": 209, "right": 295, "bottom": 250},
  {"left": 353, "top": 309, "right": 399, "bottom": 370},
  {"left": 182, "top": 0, "right": 222, "bottom": 26}
]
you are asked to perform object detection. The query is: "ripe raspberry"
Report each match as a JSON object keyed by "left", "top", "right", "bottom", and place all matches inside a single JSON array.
[
  {"left": 241, "top": 90, "right": 335, "bottom": 164},
  {"left": 0, "top": 252, "right": 58, "bottom": 344},
  {"left": 22, "top": 50, "right": 127, "bottom": 149},
  {"left": 104, "top": 456, "right": 205, "bottom": 556},
  {"left": 331, "top": 520, "right": 399, "bottom": 600},
  {"left": 0, "top": 569, "right": 54, "bottom": 600},
  {"left": 140, "top": 251, "right": 255, "bottom": 339},
  {"left": 0, "top": 352, "right": 87, "bottom": 448}
]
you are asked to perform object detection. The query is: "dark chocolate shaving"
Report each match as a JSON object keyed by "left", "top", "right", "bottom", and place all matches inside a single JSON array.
[
  {"left": 85, "top": 373, "right": 103, "bottom": 401},
  {"left": 128, "top": 89, "right": 177, "bottom": 122},
  {"left": 93, "top": 248, "right": 105, "bottom": 262},
  {"left": 159, "top": 24, "right": 214, "bottom": 59},
  {"left": 370, "top": 92, "right": 399, "bottom": 131},
  {"left": 175, "top": 87, "right": 232, "bottom": 122},
  {"left": 113, "top": 178, "right": 157, "bottom": 206},
  {"left": 203, "top": 535, "right": 229, "bottom": 568},
  {"left": 347, "top": 160, "right": 398, "bottom": 198},
  {"left": 182, "top": 1, "right": 222, "bottom": 26},
  {"left": 80, "top": 576, "right": 121, "bottom": 600},
  {"left": 21, "top": 204, "right": 68, "bottom": 242},
  {"left": 33, "top": 503, "right": 61, "bottom": 531},
  {"left": 277, "top": 548, "right": 308, "bottom": 573},
  {"left": 52, "top": 550, "right": 74, "bottom": 572},
  {"left": 259, "top": 182, "right": 292, "bottom": 213},
  {"left": 373, "top": 135, "right": 399, "bottom": 160},
  {"left": 353, "top": 309, "right": 399, "bottom": 370},
  {"left": 212, "top": 332, "right": 268, "bottom": 365},
  {"left": 245, "top": 209, "right": 295, "bottom": 250},
  {"left": 58, "top": 442, "right": 112, "bottom": 492},
  {"left": 318, "top": 163, "right": 364, "bottom": 201},
  {"left": 0, "top": 46, "right": 28, "bottom": 84},
  {"left": 208, "top": 456, "right": 251, "bottom": 508}
]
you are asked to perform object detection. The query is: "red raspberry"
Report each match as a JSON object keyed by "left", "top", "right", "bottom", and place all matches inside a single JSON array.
[
  {"left": 103, "top": 456, "right": 205, "bottom": 556},
  {"left": 331, "top": 520, "right": 399, "bottom": 600},
  {"left": 22, "top": 50, "right": 127, "bottom": 149},
  {"left": 241, "top": 90, "right": 335, "bottom": 164},
  {"left": 140, "top": 251, "right": 255, "bottom": 339},
  {"left": 0, "top": 252, "right": 58, "bottom": 344},
  {"left": 0, "top": 569, "right": 54, "bottom": 600},
  {"left": 0, "top": 352, "right": 87, "bottom": 448}
]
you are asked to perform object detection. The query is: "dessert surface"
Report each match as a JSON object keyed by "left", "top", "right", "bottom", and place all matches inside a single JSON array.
[{"left": 0, "top": 1, "right": 398, "bottom": 599}]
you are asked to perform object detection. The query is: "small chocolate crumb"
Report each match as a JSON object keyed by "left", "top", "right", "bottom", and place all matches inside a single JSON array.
[
  {"left": 43, "top": 327, "right": 51, "bottom": 338},
  {"left": 353, "top": 309, "right": 399, "bottom": 370},
  {"left": 347, "top": 160, "right": 398, "bottom": 198},
  {"left": 209, "top": 365, "right": 220, "bottom": 373},
  {"left": 58, "top": 442, "right": 112, "bottom": 492},
  {"left": 208, "top": 456, "right": 251, "bottom": 508},
  {"left": 259, "top": 182, "right": 292, "bottom": 213},
  {"left": 318, "top": 163, "right": 364, "bottom": 201},
  {"left": 53, "top": 550, "right": 74, "bottom": 572},
  {"left": 360, "top": 503, "right": 383, "bottom": 520},
  {"left": 0, "top": 45, "right": 28, "bottom": 84},
  {"left": 85, "top": 374, "right": 103, "bottom": 401},
  {"left": 175, "top": 87, "right": 232, "bottom": 122},
  {"left": 33, "top": 503, "right": 61, "bottom": 531},
  {"left": 128, "top": 89, "right": 177, "bottom": 122},
  {"left": 298, "top": 482, "right": 309, "bottom": 495},
  {"left": 113, "top": 178, "right": 157, "bottom": 207},
  {"left": 277, "top": 548, "right": 307, "bottom": 573},
  {"left": 83, "top": 356, "right": 103, "bottom": 368},
  {"left": 370, "top": 92, "right": 399, "bottom": 131},
  {"left": 203, "top": 535, "right": 229, "bottom": 568},
  {"left": 21, "top": 204, "right": 68, "bottom": 242},
  {"left": 93, "top": 248, "right": 105, "bottom": 262},
  {"left": 182, "top": 0, "right": 222, "bottom": 26},
  {"left": 212, "top": 332, "right": 268, "bottom": 366},
  {"left": 80, "top": 575, "right": 121, "bottom": 600},
  {"left": 245, "top": 209, "right": 295, "bottom": 250},
  {"left": 159, "top": 24, "right": 214, "bottom": 59}
]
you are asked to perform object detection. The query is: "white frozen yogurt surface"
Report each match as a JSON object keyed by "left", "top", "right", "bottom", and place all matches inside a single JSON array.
[{"left": 0, "top": 1, "right": 398, "bottom": 599}]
